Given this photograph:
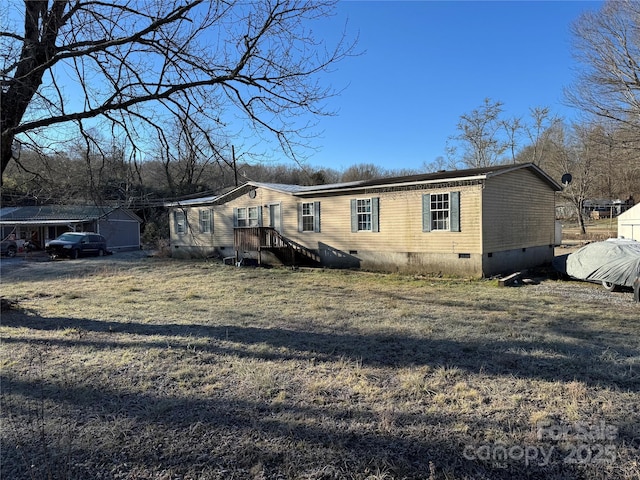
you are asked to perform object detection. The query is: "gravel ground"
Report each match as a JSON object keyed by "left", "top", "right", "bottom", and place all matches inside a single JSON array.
[
  {"left": 528, "top": 279, "right": 637, "bottom": 305},
  {"left": 0, "top": 249, "right": 156, "bottom": 281}
]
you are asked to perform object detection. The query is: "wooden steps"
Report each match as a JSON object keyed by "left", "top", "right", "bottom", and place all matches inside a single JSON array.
[{"left": 234, "top": 227, "right": 321, "bottom": 266}]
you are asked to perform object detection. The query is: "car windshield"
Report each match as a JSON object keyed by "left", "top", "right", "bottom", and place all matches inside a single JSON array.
[{"left": 56, "top": 234, "right": 83, "bottom": 242}]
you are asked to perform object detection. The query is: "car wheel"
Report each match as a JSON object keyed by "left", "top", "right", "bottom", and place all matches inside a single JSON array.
[
  {"left": 602, "top": 281, "right": 618, "bottom": 292},
  {"left": 7, "top": 247, "right": 16, "bottom": 258}
]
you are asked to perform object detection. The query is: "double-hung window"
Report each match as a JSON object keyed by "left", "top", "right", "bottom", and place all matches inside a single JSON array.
[
  {"left": 174, "top": 210, "right": 186, "bottom": 235},
  {"left": 422, "top": 192, "right": 460, "bottom": 232},
  {"left": 299, "top": 201, "right": 321, "bottom": 232},
  {"left": 247, "top": 206, "right": 259, "bottom": 226},
  {"left": 430, "top": 193, "right": 449, "bottom": 230},
  {"left": 199, "top": 209, "right": 213, "bottom": 233},
  {"left": 236, "top": 208, "right": 247, "bottom": 227},
  {"left": 350, "top": 198, "right": 379, "bottom": 232},
  {"left": 357, "top": 199, "right": 372, "bottom": 231},
  {"left": 234, "top": 206, "right": 261, "bottom": 227},
  {"left": 302, "top": 203, "right": 314, "bottom": 231}
]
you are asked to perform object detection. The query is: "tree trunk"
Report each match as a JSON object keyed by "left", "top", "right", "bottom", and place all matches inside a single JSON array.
[
  {"left": 578, "top": 212, "right": 587, "bottom": 235},
  {"left": 1, "top": 1, "right": 70, "bottom": 183},
  {"left": 577, "top": 199, "right": 587, "bottom": 235},
  {"left": 0, "top": 133, "right": 14, "bottom": 183}
]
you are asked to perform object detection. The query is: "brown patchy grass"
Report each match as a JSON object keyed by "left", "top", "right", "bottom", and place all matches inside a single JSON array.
[
  {"left": 1, "top": 255, "right": 639, "bottom": 479},
  {"left": 561, "top": 218, "right": 618, "bottom": 242}
]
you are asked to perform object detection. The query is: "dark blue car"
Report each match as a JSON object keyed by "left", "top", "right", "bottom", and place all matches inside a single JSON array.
[{"left": 46, "top": 232, "right": 108, "bottom": 259}]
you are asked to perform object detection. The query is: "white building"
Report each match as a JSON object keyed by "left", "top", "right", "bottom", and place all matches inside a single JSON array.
[{"left": 618, "top": 204, "right": 640, "bottom": 241}]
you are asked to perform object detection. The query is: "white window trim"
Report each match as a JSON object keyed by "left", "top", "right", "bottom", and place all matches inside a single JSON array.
[
  {"left": 234, "top": 206, "right": 262, "bottom": 228},
  {"left": 357, "top": 198, "right": 372, "bottom": 231},
  {"left": 430, "top": 193, "right": 450, "bottom": 231},
  {"left": 174, "top": 210, "right": 186, "bottom": 235},
  {"left": 422, "top": 191, "right": 460, "bottom": 233},
  {"left": 350, "top": 197, "right": 379, "bottom": 233},
  {"left": 199, "top": 209, "right": 213, "bottom": 234}
]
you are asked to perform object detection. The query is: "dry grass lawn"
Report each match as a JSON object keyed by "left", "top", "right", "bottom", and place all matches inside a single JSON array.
[
  {"left": 561, "top": 218, "right": 618, "bottom": 242},
  {"left": 1, "top": 254, "right": 639, "bottom": 479}
]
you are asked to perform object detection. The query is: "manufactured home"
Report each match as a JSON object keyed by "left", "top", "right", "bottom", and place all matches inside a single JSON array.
[{"left": 167, "top": 163, "right": 562, "bottom": 277}]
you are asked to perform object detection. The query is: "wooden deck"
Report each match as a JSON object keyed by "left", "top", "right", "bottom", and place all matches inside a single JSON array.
[
  {"left": 233, "top": 227, "right": 320, "bottom": 266},
  {"left": 234, "top": 227, "right": 287, "bottom": 251}
]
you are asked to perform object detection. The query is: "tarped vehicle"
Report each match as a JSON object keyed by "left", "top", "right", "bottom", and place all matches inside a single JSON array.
[{"left": 555, "top": 239, "right": 640, "bottom": 291}]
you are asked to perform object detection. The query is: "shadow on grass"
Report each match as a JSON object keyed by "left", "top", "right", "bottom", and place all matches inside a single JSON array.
[
  {"left": 1, "top": 373, "right": 619, "bottom": 480},
  {"left": 2, "top": 308, "right": 639, "bottom": 392},
  {"left": 3, "top": 302, "right": 639, "bottom": 479}
]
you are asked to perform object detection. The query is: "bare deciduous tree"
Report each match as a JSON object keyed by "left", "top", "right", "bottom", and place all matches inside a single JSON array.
[
  {"left": 567, "top": 0, "right": 640, "bottom": 133},
  {"left": 522, "top": 106, "right": 560, "bottom": 168},
  {"left": 1, "top": 0, "right": 355, "bottom": 184},
  {"left": 340, "top": 163, "right": 386, "bottom": 182},
  {"left": 545, "top": 123, "right": 602, "bottom": 234},
  {"left": 155, "top": 113, "right": 226, "bottom": 197},
  {"left": 580, "top": 122, "right": 640, "bottom": 201},
  {"left": 446, "top": 98, "right": 510, "bottom": 169},
  {"left": 501, "top": 115, "right": 522, "bottom": 164}
]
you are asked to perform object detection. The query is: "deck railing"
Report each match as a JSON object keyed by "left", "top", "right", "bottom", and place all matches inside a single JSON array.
[
  {"left": 233, "top": 227, "right": 320, "bottom": 265},
  {"left": 233, "top": 227, "right": 287, "bottom": 251}
]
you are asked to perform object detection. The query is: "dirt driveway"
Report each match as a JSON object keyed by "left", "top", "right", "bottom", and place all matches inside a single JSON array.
[{"left": 0, "top": 249, "right": 155, "bottom": 282}]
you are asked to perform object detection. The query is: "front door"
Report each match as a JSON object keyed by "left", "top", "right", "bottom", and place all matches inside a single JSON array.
[{"left": 269, "top": 204, "right": 281, "bottom": 232}]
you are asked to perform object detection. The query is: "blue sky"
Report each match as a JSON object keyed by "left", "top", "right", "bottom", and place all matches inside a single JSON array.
[{"left": 301, "top": 0, "right": 602, "bottom": 173}]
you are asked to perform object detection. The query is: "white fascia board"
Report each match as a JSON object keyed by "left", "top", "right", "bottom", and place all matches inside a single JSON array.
[
  {"left": 0, "top": 219, "right": 88, "bottom": 225},
  {"left": 292, "top": 175, "right": 489, "bottom": 197}
]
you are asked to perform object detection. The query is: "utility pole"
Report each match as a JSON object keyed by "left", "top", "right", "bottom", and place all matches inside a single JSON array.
[{"left": 232, "top": 145, "right": 238, "bottom": 187}]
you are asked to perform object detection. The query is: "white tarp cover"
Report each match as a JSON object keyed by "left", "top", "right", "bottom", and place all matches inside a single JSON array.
[{"left": 566, "top": 239, "right": 640, "bottom": 287}]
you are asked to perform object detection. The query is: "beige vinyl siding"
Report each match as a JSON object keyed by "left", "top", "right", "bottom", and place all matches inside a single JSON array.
[
  {"left": 169, "top": 208, "right": 186, "bottom": 244},
  {"left": 202, "top": 184, "right": 483, "bottom": 256},
  {"left": 214, "top": 187, "right": 299, "bottom": 243},
  {"left": 482, "top": 168, "right": 556, "bottom": 252},
  {"left": 287, "top": 184, "right": 482, "bottom": 254},
  {"left": 170, "top": 207, "right": 216, "bottom": 249}
]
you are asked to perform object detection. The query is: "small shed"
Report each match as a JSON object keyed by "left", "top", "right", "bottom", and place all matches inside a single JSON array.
[
  {"left": 618, "top": 204, "right": 640, "bottom": 241},
  {"left": 0, "top": 205, "right": 142, "bottom": 251}
]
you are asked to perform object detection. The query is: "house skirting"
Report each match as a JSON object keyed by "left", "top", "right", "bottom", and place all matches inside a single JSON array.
[
  {"left": 481, "top": 244, "right": 554, "bottom": 277},
  {"left": 335, "top": 246, "right": 553, "bottom": 277},
  {"left": 341, "top": 251, "right": 483, "bottom": 277},
  {"left": 170, "top": 243, "right": 554, "bottom": 278}
]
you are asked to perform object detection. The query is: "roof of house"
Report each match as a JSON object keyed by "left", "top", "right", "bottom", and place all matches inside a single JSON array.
[
  {"left": 618, "top": 203, "right": 640, "bottom": 220},
  {"left": 0, "top": 205, "right": 141, "bottom": 225},
  {"left": 356, "top": 163, "right": 561, "bottom": 189},
  {"left": 164, "top": 163, "right": 562, "bottom": 207},
  {"left": 164, "top": 194, "right": 219, "bottom": 207},
  {"left": 249, "top": 180, "right": 364, "bottom": 194},
  {"left": 241, "top": 163, "right": 560, "bottom": 198}
]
